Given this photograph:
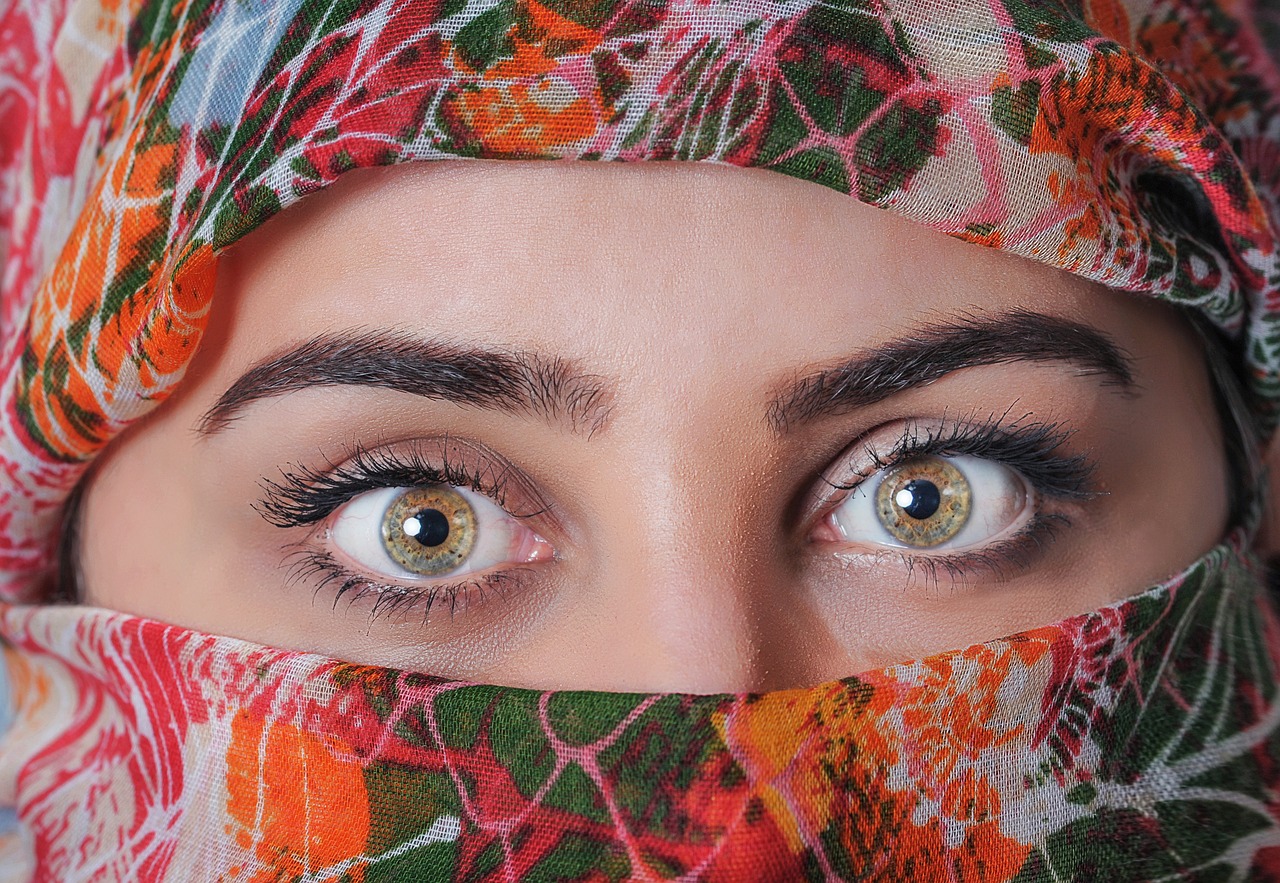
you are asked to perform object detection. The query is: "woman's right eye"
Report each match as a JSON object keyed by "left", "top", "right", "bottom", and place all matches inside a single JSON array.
[
  {"left": 824, "top": 454, "right": 1034, "bottom": 553},
  {"left": 327, "top": 484, "right": 554, "bottom": 583}
]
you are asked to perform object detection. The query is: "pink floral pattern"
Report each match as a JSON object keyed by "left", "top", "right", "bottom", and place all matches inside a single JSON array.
[{"left": 5, "top": 1, "right": 1280, "bottom": 879}]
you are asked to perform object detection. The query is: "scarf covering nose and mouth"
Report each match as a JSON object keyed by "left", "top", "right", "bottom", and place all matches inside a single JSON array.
[
  {"left": 5, "top": 0, "right": 1280, "bottom": 880},
  {"left": 0, "top": 540, "right": 1277, "bottom": 880}
]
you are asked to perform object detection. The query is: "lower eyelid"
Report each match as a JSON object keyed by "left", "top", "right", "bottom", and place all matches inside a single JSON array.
[
  {"left": 286, "top": 548, "right": 536, "bottom": 622},
  {"left": 930, "top": 513, "right": 1070, "bottom": 581},
  {"left": 825, "top": 512, "right": 1069, "bottom": 590}
]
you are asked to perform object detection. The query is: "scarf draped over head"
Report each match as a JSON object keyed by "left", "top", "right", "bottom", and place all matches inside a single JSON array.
[
  {"left": 4, "top": 0, "right": 1280, "bottom": 880},
  {"left": 4, "top": 0, "right": 1280, "bottom": 595}
]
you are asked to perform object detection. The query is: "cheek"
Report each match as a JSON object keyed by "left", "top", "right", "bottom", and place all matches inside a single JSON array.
[
  {"left": 1143, "top": 370, "right": 1230, "bottom": 553},
  {"left": 78, "top": 432, "right": 180, "bottom": 611},
  {"left": 1085, "top": 370, "right": 1230, "bottom": 594},
  {"left": 78, "top": 420, "right": 211, "bottom": 614},
  {"left": 1156, "top": 433, "right": 1230, "bottom": 562}
]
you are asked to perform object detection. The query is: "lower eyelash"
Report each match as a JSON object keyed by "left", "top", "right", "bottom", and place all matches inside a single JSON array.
[
  {"left": 286, "top": 549, "right": 528, "bottom": 625},
  {"left": 891, "top": 512, "right": 1069, "bottom": 592}
]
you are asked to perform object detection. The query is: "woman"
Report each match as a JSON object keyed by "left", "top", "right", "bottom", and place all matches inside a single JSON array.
[{"left": 2, "top": 0, "right": 1279, "bottom": 879}]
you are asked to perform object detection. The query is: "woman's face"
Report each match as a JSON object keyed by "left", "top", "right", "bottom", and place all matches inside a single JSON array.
[{"left": 77, "top": 162, "right": 1228, "bottom": 693}]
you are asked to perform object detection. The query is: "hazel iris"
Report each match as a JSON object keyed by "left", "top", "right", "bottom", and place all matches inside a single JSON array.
[
  {"left": 381, "top": 486, "right": 477, "bottom": 575},
  {"left": 875, "top": 456, "right": 972, "bottom": 547}
]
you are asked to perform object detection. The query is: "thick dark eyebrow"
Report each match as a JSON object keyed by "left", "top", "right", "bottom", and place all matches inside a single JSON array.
[
  {"left": 768, "top": 309, "right": 1135, "bottom": 430},
  {"left": 197, "top": 331, "right": 613, "bottom": 435}
]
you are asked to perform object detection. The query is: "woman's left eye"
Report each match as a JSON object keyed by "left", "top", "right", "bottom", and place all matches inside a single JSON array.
[
  {"left": 327, "top": 484, "right": 554, "bottom": 582},
  {"left": 825, "top": 454, "right": 1032, "bottom": 552}
]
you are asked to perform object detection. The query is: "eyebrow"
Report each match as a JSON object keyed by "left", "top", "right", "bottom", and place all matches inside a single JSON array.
[
  {"left": 766, "top": 309, "right": 1135, "bottom": 430},
  {"left": 197, "top": 331, "right": 614, "bottom": 435},
  {"left": 199, "top": 310, "right": 1134, "bottom": 437}
]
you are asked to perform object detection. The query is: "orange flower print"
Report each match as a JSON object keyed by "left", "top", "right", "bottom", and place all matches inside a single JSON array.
[
  {"left": 225, "top": 711, "right": 372, "bottom": 883},
  {"left": 717, "top": 680, "right": 874, "bottom": 854},
  {"left": 720, "top": 675, "right": 1033, "bottom": 881},
  {"left": 492, "top": 0, "right": 602, "bottom": 77},
  {"left": 1081, "top": 0, "right": 1132, "bottom": 46},
  {"left": 1137, "top": 16, "right": 1236, "bottom": 120},
  {"left": 876, "top": 630, "right": 1058, "bottom": 823},
  {"left": 446, "top": 0, "right": 604, "bottom": 154},
  {"left": 451, "top": 78, "right": 601, "bottom": 154},
  {"left": 18, "top": 123, "right": 195, "bottom": 460},
  {"left": 1026, "top": 49, "right": 1206, "bottom": 268}
]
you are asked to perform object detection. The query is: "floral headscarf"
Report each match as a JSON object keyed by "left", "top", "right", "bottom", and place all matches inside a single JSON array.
[{"left": 3, "top": 0, "right": 1280, "bottom": 880}]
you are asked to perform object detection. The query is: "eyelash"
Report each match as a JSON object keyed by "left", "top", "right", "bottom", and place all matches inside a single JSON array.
[
  {"left": 287, "top": 549, "right": 531, "bottom": 623},
  {"left": 850, "top": 412, "right": 1094, "bottom": 497},
  {"left": 822, "top": 411, "right": 1097, "bottom": 585},
  {"left": 257, "top": 442, "right": 534, "bottom": 527}
]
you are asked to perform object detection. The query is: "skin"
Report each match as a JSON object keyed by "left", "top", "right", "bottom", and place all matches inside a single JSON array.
[{"left": 77, "top": 161, "right": 1229, "bottom": 693}]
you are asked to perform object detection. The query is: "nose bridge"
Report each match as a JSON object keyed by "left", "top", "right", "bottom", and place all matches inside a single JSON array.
[
  {"left": 601, "top": 542, "right": 766, "bottom": 694},
  {"left": 588, "top": 437, "right": 778, "bottom": 693}
]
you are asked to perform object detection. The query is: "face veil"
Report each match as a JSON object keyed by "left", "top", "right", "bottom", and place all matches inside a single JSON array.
[
  {"left": 4, "top": 0, "right": 1280, "bottom": 880},
  {"left": 0, "top": 539, "right": 1274, "bottom": 879}
]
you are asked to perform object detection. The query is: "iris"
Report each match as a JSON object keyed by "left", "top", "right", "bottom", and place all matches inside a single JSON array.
[
  {"left": 875, "top": 457, "right": 972, "bottom": 547},
  {"left": 381, "top": 486, "right": 478, "bottom": 574}
]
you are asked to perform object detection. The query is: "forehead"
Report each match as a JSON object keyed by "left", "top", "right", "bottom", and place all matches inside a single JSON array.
[{"left": 216, "top": 160, "right": 1123, "bottom": 378}]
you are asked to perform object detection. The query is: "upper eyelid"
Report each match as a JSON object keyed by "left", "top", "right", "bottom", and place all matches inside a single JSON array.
[
  {"left": 876, "top": 418, "right": 1093, "bottom": 494},
  {"left": 255, "top": 438, "right": 548, "bottom": 528},
  {"left": 807, "top": 414, "right": 1096, "bottom": 521}
]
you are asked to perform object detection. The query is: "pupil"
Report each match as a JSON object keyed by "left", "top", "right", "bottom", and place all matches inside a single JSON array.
[
  {"left": 895, "top": 480, "right": 941, "bottom": 520},
  {"left": 403, "top": 508, "right": 451, "bottom": 547}
]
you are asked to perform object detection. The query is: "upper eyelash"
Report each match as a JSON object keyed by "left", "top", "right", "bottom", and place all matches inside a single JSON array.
[
  {"left": 256, "top": 440, "right": 530, "bottom": 528},
  {"left": 834, "top": 410, "right": 1098, "bottom": 501}
]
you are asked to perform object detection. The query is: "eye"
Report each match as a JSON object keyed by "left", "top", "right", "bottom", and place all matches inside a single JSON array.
[
  {"left": 328, "top": 484, "right": 554, "bottom": 582},
  {"left": 827, "top": 454, "right": 1032, "bottom": 551}
]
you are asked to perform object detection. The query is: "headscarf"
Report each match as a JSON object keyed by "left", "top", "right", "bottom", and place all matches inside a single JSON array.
[{"left": 2, "top": 0, "right": 1280, "bottom": 879}]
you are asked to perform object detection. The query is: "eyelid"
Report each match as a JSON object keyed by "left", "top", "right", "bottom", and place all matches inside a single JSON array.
[
  {"left": 803, "top": 412, "right": 1096, "bottom": 528},
  {"left": 288, "top": 549, "right": 538, "bottom": 623},
  {"left": 801, "top": 420, "right": 932, "bottom": 525},
  {"left": 256, "top": 435, "right": 558, "bottom": 532}
]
